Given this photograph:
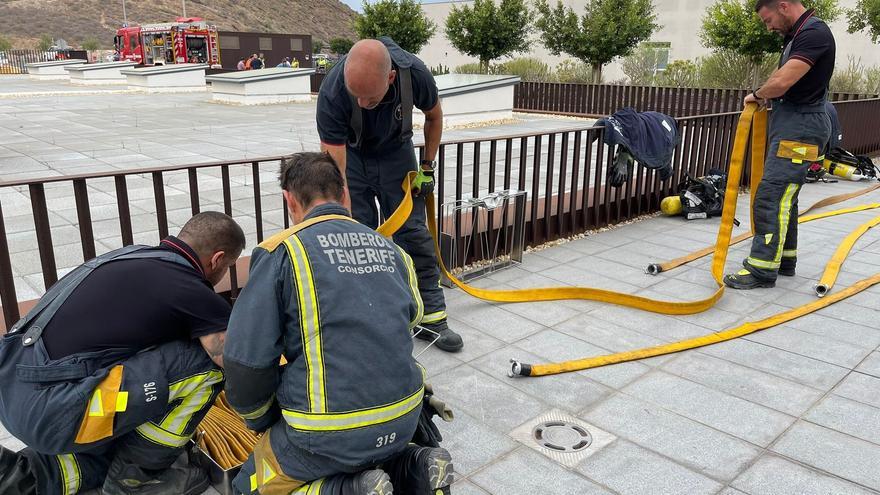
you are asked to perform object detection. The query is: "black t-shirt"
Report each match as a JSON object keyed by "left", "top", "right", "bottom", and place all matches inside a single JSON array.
[
  {"left": 316, "top": 40, "right": 439, "bottom": 155},
  {"left": 42, "top": 237, "right": 231, "bottom": 360},
  {"left": 780, "top": 9, "right": 836, "bottom": 105}
]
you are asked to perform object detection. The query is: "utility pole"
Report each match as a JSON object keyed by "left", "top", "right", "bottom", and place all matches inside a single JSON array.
[
  {"left": 122, "top": 0, "right": 128, "bottom": 25},
  {"left": 182, "top": 0, "right": 187, "bottom": 17}
]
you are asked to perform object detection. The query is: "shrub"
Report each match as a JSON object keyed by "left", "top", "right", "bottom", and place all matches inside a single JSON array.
[
  {"left": 621, "top": 44, "right": 664, "bottom": 85},
  {"left": 658, "top": 59, "right": 700, "bottom": 88},
  {"left": 554, "top": 59, "right": 594, "bottom": 83},
  {"left": 494, "top": 57, "right": 552, "bottom": 81},
  {"left": 830, "top": 55, "right": 867, "bottom": 93},
  {"left": 698, "top": 50, "right": 775, "bottom": 89},
  {"left": 453, "top": 62, "right": 484, "bottom": 74}
]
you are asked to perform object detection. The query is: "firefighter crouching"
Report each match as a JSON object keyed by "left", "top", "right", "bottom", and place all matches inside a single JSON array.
[
  {"left": 724, "top": 0, "right": 835, "bottom": 289},
  {"left": 0, "top": 212, "right": 245, "bottom": 494},
  {"left": 224, "top": 152, "right": 454, "bottom": 495}
]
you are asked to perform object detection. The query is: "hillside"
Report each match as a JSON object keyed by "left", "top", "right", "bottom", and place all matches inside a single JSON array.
[{"left": 0, "top": 0, "right": 358, "bottom": 49}]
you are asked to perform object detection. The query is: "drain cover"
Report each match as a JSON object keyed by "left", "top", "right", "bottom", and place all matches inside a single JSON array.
[{"left": 532, "top": 421, "right": 592, "bottom": 452}]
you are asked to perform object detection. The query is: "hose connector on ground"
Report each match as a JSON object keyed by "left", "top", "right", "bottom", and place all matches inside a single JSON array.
[
  {"left": 815, "top": 284, "right": 829, "bottom": 297},
  {"left": 508, "top": 359, "right": 532, "bottom": 377},
  {"left": 646, "top": 264, "right": 662, "bottom": 275}
]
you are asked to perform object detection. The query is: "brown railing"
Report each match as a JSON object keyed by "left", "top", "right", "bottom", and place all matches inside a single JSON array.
[
  {"left": 0, "top": 50, "right": 89, "bottom": 75},
  {"left": 2, "top": 99, "right": 879, "bottom": 329},
  {"left": 514, "top": 81, "right": 879, "bottom": 118}
]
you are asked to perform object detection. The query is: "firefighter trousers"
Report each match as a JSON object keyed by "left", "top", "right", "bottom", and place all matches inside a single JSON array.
[
  {"left": 743, "top": 101, "right": 832, "bottom": 281},
  {"left": 346, "top": 143, "right": 447, "bottom": 324},
  {"left": 0, "top": 334, "right": 223, "bottom": 494}
]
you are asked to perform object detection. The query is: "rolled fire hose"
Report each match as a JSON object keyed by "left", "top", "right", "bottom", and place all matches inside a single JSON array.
[
  {"left": 815, "top": 213, "right": 880, "bottom": 297},
  {"left": 197, "top": 392, "right": 260, "bottom": 470}
]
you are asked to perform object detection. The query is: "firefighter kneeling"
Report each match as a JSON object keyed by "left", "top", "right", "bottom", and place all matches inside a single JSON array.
[{"left": 223, "top": 152, "right": 454, "bottom": 495}]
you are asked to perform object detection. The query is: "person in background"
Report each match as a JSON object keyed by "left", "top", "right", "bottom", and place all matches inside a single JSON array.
[
  {"left": 237, "top": 57, "right": 246, "bottom": 71},
  {"left": 277, "top": 57, "right": 292, "bottom": 68}
]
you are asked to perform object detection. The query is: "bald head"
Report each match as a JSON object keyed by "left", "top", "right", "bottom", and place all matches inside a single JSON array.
[{"left": 345, "top": 39, "right": 395, "bottom": 109}]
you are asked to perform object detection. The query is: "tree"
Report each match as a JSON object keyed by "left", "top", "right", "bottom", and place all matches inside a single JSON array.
[
  {"left": 621, "top": 43, "right": 666, "bottom": 84},
  {"left": 37, "top": 34, "right": 53, "bottom": 51},
  {"left": 313, "top": 40, "right": 325, "bottom": 53},
  {"left": 535, "top": 0, "right": 658, "bottom": 83},
  {"left": 355, "top": 0, "right": 436, "bottom": 54},
  {"left": 0, "top": 35, "right": 11, "bottom": 51},
  {"left": 329, "top": 37, "right": 354, "bottom": 55},
  {"left": 82, "top": 37, "right": 100, "bottom": 51},
  {"left": 847, "top": 0, "right": 880, "bottom": 42},
  {"left": 445, "top": 0, "right": 532, "bottom": 73},
  {"left": 701, "top": 0, "right": 840, "bottom": 86},
  {"left": 659, "top": 60, "right": 700, "bottom": 87}
]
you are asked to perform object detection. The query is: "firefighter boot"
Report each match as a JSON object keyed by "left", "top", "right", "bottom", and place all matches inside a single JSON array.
[
  {"left": 778, "top": 259, "right": 796, "bottom": 277},
  {"left": 0, "top": 446, "right": 37, "bottom": 495},
  {"left": 102, "top": 456, "right": 209, "bottom": 495},
  {"left": 387, "top": 445, "right": 454, "bottom": 495},
  {"left": 341, "top": 469, "right": 393, "bottom": 495},
  {"left": 416, "top": 320, "right": 463, "bottom": 353},
  {"left": 723, "top": 269, "right": 775, "bottom": 290}
]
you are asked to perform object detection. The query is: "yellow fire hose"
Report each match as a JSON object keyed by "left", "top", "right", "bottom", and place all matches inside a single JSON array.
[
  {"left": 815, "top": 213, "right": 880, "bottom": 297},
  {"left": 378, "top": 106, "right": 766, "bottom": 315}
]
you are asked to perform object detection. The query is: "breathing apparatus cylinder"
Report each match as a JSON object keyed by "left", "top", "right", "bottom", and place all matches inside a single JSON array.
[
  {"left": 660, "top": 195, "right": 683, "bottom": 216},
  {"left": 825, "top": 159, "right": 868, "bottom": 181}
]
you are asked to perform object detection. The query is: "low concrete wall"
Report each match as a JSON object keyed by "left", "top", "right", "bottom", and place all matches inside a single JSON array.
[
  {"left": 65, "top": 62, "right": 138, "bottom": 86},
  {"left": 206, "top": 67, "right": 315, "bottom": 105},
  {"left": 26, "top": 59, "right": 87, "bottom": 80},
  {"left": 412, "top": 74, "right": 521, "bottom": 128},
  {"left": 121, "top": 63, "right": 208, "bottom": 93}
]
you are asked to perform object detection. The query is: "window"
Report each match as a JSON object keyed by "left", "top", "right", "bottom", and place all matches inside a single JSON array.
[
  {"left": 259, "top": 37, "right": 273, "bottom": 51},
  {"left": 290, "top": 38, "right": 303, "bottom": 52},
  {"left": 220, "top": 35, "right": 240, "bottom": 50},
  {"left": 642, "top": 41, "right": 671, "bottom": 70}
]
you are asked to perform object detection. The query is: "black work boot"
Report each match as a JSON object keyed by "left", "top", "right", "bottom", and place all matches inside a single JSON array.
[
  {"left": 723, "top": 269, "right": 775, "bottom": 290},
  {"left": 341, "top": 469, "right": 393, "bottom": 495},
  {"left": 102, "top": 456, "right": 209, "bottom": 495},
  {"left": 386, "top": 445, "right": 454, "bottom": 495},
  {"left": 0, "top": 446, "right": 37, "bottom": 495},
  {"left": 416, "top": 320, "right": 463, "bottom": 353}
]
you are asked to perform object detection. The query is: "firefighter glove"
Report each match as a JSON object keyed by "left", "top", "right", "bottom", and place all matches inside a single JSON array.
[{"left": 413, "top": 169, "right": 435, "bottom": 197}]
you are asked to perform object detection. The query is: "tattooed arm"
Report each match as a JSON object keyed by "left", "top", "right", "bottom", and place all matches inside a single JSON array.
[{"left": 199, "top": 331, "right": 226, "bottom": 368}]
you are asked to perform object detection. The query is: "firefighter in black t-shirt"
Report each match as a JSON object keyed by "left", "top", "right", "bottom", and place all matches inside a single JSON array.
[
  {"left": 0, "top": 212, "right": 245, "bottom": 495},
  {"left": 724, "top": 0, "right": 835, "bottom": 290}
]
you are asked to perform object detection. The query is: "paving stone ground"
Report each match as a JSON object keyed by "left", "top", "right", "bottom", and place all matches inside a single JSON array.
[{"left": 2, "top": 76, "right": 880, "bottom": 494}]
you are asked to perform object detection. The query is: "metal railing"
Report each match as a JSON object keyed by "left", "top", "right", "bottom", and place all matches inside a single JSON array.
[
  {"left": 2, "top": 99, "right": 879, "bottom": 329},
  {"left": 0, "top": 50, "right": 89, "bottom": 75},
  {"left": 514, "top": 81, "right": 879, "bottom": 118}
]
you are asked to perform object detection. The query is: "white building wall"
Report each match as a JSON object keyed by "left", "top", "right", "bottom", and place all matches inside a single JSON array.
[{"left": 417, "top": 0, "right": 880, "bottom": 83}]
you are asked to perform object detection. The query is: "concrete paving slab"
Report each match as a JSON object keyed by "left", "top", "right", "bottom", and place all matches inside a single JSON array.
[
  {"left": 469, "top": 447, "right": 612, "bottom": 495},
  {"left": 731, "top": 454, "right": 876, "bottom": 495},
  {"left": 745, "top": 325, "right": 874, "bottom": 368},
  {"left": 577, "top": 439, "right": 723, "bottom": 495},
  {"left": 832, "top": 371, "right": 880, "bottom": 409},
  {"left": 581, "top": 393, "right": 761, "bottom": 481},
  {"left": 805, "top": 394, "right": 880, "bottom": 445},
  {"left": 855, "top": 351, "right": 880, "bottom": 377},
  {"left": 772, "top": 421, "right": 880, "bottom": 492}
]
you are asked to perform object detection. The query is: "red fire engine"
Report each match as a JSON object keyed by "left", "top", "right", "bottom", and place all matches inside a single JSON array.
[{"left": 114, "top": 17, "right": 220, "bottom": 67}]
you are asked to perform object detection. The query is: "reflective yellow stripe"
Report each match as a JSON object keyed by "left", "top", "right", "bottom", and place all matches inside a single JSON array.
[
  {"left": 136, "top": 422, "right": 192, "bottom": 447},
  {"left": 421, "top": 310, "right": 447, "bottom": 324},
  {"left": 310, "top": 478, "right": 325, "bottom": 494},
  {"left": 116, "top": 391, "right": 128, "bottom": 412},
  {"left": 160, "top": 370, "right": 224, "bottom": 435},
  {"left": 396, "top": 246, "right": 423, "bottom": 329},
  {"left": 56, "top": 454, "right": 80, "bottom": 495},
  {"left": 782, "top": 249, "right": 797, "bottom": 258},
  {"left": 746, "top": 257, "right": 780, "bottom": 269},
  {"left": 87, "top": 389, "right": 104, "bottom": 417},
  {"left": 285, "top": 236, "right": 327, "bottom": 413},
  {"left": 250, "top": 473, "right": 258, "bottom": 491},
  {"left": 261, "top": 459, "right": 277, "bottom": 484},
  {"left": 774, "top": 184, "right": 799, "bottom": 262},
  {"left": 240, "top": 394, "right": 275, "bottom": 420},
  {"left": 282, "top": 385, "right": 424, "bottom": 432}
]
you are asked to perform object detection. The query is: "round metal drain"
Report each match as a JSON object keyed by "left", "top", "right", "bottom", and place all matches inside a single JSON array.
[{"left": 532, "top": 421, "right": 592, "bottom": 453}]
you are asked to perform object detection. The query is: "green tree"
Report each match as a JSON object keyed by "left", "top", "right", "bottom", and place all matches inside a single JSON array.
[
  {"left": 37, "top": 34, "right": 53, "bottom": 51},
  {"left": 0, "top": 35, "right": 12, "bottom": 51},
  {"left": 445, "top": 0, "right": 532, "bottom": 73},
  {"left": 329, "top": 37, "right": 354, "bottom": 55},
  {"left": 847, "top": 0, "right": 880, "bottom": 42},
  {"left": 698, "top": 49, "right": 777, "bottom": 88},
  {"left": 313, "top": 40, "right": 325, "bottom": 53},
  {"left": 621, "top": 43, "right": 666, "bottom": 84},
  {"left": 355, "top": 0, "right": 436, "bottom": 54},
  {"left": 82, "top": 37, "right": 100, "bottom": 51},
  {"left": 659, "top": 59, "right": 700, "bottom": 87},
  {"left": 535, "top": 0, "right": 658, "bottom": 83},
  {"left": 701, "top": 0, "right": 840, "bottom": 86}
]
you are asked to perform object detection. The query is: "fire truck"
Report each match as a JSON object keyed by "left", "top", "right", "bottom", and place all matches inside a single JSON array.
[{"left": 114, "top": 17, "right": 221, "bottom": 67}]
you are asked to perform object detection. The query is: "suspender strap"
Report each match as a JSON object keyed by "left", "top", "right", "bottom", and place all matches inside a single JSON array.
[{"left": 398, "top": 65, "right": 414, "bottom": 143}]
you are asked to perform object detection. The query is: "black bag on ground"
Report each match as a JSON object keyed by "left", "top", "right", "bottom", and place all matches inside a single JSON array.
[{"left": 677, "top": 169, "right": 726, "bottom": 220}]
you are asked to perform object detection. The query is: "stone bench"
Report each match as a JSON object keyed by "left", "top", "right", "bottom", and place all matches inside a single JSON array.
[
  {"left": 206, "top": 67, "right": 316, "bottom": 105},
  {"left": 26, "top": 59, "right": 87, "bottom": 80},
  {"left": 413, "top": 74, "right": 521, "bottom": 128},
  {"left": 65, "top": 61, "right": 138, "bottom": 86},
  {"left": 121, "top": 63, "right": 208, "bottom": 93}
]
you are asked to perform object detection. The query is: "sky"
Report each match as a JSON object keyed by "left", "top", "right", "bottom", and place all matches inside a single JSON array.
[{"left": 341, "top": 0, "right": 451, "bottom": 13}]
